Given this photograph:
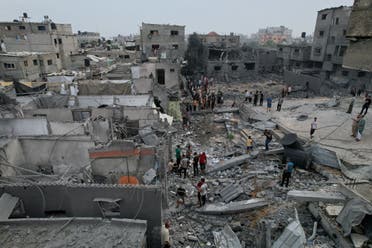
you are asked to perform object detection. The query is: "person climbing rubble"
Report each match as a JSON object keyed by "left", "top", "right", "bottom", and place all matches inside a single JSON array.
[
  {"left": 259, "top": 91, "right": 264, "bottom": 106},
  {"left": 175, "top": 145, "right": 181, "bottom": 167},
  {"left": 253, "top": 90, "right": 259, "bottom": 106},
  {"left": 351, "top": 114, "right": 363, "bottom": 138},
  {"left": 266, "top": 95, "right": 272, "bottom": 112},
  {"left": 161, "top": 221, "right": 171, "bottom": 247},
  {"left": 176, "top": 186, "right": 186, "bottom": 208},
  {"left": 281, "top": 158, "right": 294, "bottom": 187},
  {"left": 310, "top": 117, "right": 317, "bottom": 139},
  {"left": 360, "top": 95, "right": 371, "bottom": 115},
  {"left": 192, "top": 152, "right": 199, "bottom": 177},
  {"left": 356, "top": 114, "right": 366, "bottom": 142},
  {"left": 263, "top": 129, "right": 272, "bottom": 151},
  {"left": 277, "top": 97, "right": 283, "bottom": 111},
  {"left": 186, "top": 144, "right": 192, "bottom": 160},
  {"left": 199, "top": 152, "right": 207, "bottom": 174},
  {"left": 246, "top": 136, "right": 254, "bottom": 153},
  {"left": 197, "top": 177, "right": 207, "bottom": 207},
  {"left": 180, "top": 154, "right": 189, "bottom": 179}
]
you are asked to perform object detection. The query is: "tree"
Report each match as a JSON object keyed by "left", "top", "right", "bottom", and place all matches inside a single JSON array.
[{"left": 182, "top": 33, "right": 207, "bottom": 76}]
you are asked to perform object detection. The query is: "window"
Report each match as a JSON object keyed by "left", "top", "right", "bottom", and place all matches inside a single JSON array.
[
  {"left": 33, "top": 59, "right": 38, "bottom": 66},
  {"left": 293, "top": 48, "right": 300, "bottom": 56},
  {"left": 150, "top": 30, "right": 159, "bottom": 35},
  {"left": 24, "top": 60, "right": 28, "bottom": 67},
  {"left": 172, "top": 44, "right": 179, "bottom": 50},
  {"left": 339, "top": 46, "right": 347, "bottom": 56},
  {"left": 3, "top": 63, "right": 15, "bottom": 69},
  {"left": 58, "top": 38, "right": 62, "bottom": 44},
  {"left": 231, "top": 65, "right": 238, "bottom": 71},
  {"left": 50, "top": 23, "right": 57, "bottom": 30},
  {"left": 170, "top": 68, "right": 175, "bottom": 72},
  {"left": 214, "top": 66, "right": 221, "bottom": 71},
  {"left": 152, "top": 44, "right": 160, "bottom": 50},
  {"left": 56, "top": 53, "right": 60, "bottom": 59},
  {"left": 279, "top": 48, "right": 283, "bottom": 52},
  {"left": 326, "top": 54, "right": 332, "bottom": 61},
  {"left": 19, "top": 25, "right": 26, "bottom": 30},
  {"left": 343, "top": 29, "right": 347, "bottom": 36},
  {"left": 321, "top": 14, "right": 327, "bottom": 20},
  {"left": 313, "top": 47, "right": 321, "bottom": 56},
  {"left": 358, "top": 71, "right": 366, "bottom": 77},
  {"left": 38, "top": 25, "right": 46, "bottom": 31},
  {"left": 124, "top": 55, "right": 130, "bottom": 59},
  {"left": 156, "top": 69, "right": 165, "bottom": 84},
  {"left": 342, "top": 71, "right": 349, "bottom": 76},
  {"left": 54, "top": 39, "right": 57, "bottom": 45},
  {"left": 244, "top": 63, "right": 255, "bottom": 70},
  {"left": 335, "top": 18, "right": 339, "bottom": 25},
  {"left": 72, "top": 110, "right": 91, "bottom": 121},
  {"left": 47, "top": 59, "right": 53, "bottom": 65},
  {"left": 319, "top": 31, "right": 324, "bottom": 37},
  {"left": 170, "top": 30, "right": 179, "bottom": 36},
  {"left": 5, "top": 26, "right": 11, "bottom": 31}
]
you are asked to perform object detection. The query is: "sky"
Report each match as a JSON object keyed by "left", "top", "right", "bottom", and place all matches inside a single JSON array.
[{"left": 1, "top": 0, "right": 354, "bottom": 38}]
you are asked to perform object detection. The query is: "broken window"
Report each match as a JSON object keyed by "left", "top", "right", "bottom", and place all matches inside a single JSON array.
[
  {"left": 24, "top": 61, "right": 28, "bottom": 67},
  {"left": 3, "top": 63, "right": 15, "bottom": 69},
  {"left": 150, "top": 30, "right": 159, "bottom": 36},
  {"left": 170, "top": 30, "right": 179, "bottom": 36},
  {"left": 54, "top": 38, "right": 57, "bottom": 45},
  {"left": 72, "top": 109, "right": 91, "bottom": 121},
  {"left": 358, "top": 71, "right": 366, "bottom": 77},
  {"left": 58, "top": 38, "right": 62, "bottom": 44},
  {"left": 33, "top": 59, "right": 38, "bottom": 66},
  {"left": 50, "top": 23, "right": 57, "bottom": 30},
  {"left": 172, "top": 44, "right": 179, "bottom": 50},
  {"left": 19, "top": 25, "right": 26, "bottom": 30},
  {"left": 93, "top": 198, "right": 121, "bottom": 218},
  {"left": 313, "top": 47, "right": 321, "bottom": 56},
  {"left": 214, "top": 66, "right": 221, "bottom": 71},
  {"left": 335, "top": 17, "right": 339, "bottom": 25},
  {"left": 124, "top": 55, "right": 130, "bottom": 59},
  {"left": 279, "top": 48, "right": 283, "bottom": 52},
  {"left": 38, "top": 25, "right": 46, "bottom": 31},
  {"left": 293, "top": 49, "right": 300, "bottom": 56},
  {"left": 231, "top": 65, "right": 238, "bottom": 71},
  {"left": 170, "top": 68, "right": 175, "bottom": 72},
  {"left": 339, "top": 46, "right": 347, "bottom": 57},
  {"left": 156, "top": 69, "right": 165, "bottom": 84},
  {"left": 343, "top": 29, "right": 347, "bottom": 36},
  {"left": 56, "top": 53, "right": 60, "bottom": 59},
  {"left": 321, "top": 14, "right": 327, "bottom": 20},
  {"left": 152, "top": 44, "right": 160, "bottom": 50},
  {"left": 244, "top": 63, "right": 255, "bottom": 70},
  {"left": 47, "top": 59, "right": 53, "bottom": 65},
  {"left": 319, "top": 31, "right": 324, "bottom": 37},
  {"left": 5, "top": 26, "right": 11, "bottom": 31},
  {"left": 342, "top": 70, "right": 349, "bottom": 76}
]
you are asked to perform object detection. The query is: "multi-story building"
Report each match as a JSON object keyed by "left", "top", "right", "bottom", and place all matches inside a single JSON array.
[
  {"left": 199, "top": 32, "right": 240, "bottom": 48},
  {"left": 0, "top": 15, "right": 79, "bottom": 76},
  {"left": 140, "top": 23, "right": 185, "bottom": 62},
  {"left": 253, "top": 26, "right": 293, "bottom": 45},
  {"left": 277, "top": 43, "right": 313, "bottom": 71},
  {"left": 76, "top": 31, "right": 100, "bottom": 48}
]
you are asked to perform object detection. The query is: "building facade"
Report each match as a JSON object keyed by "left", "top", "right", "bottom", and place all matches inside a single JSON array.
[
  {"left": 252, "top": 26, "right": 293, "bottom": 45},
  {"left": 140, "top": 23, "right": 185, "bottom": 62},
  {"left": 76, "top": 31, "right": 100, "bottom": 48}
]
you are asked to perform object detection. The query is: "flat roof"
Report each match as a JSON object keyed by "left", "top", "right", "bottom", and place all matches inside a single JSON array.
[
  {"left": 0, "top": 218, "right": 147, "bottom": 248},
  {"left": 0, "top": 52, "right": 56, "bottom": 57},
  {"left": 77, "top": 95, "right": 152, "bottom": 108}
]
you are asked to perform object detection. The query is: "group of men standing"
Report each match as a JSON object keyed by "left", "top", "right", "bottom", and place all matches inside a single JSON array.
[{"left": 172, "top": 145, "right": 207, "bottom": 178}]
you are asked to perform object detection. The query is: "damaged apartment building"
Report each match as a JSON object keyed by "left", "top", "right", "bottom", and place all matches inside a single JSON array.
[
  {"left": 0, "top": 14, "right": 79, "bottom": 81},
  {"left": 279, "top": 5, "right": 372, "bottom": 93},
  {"left": 200, "top": 31, "right": 279, "bottom": 82}
]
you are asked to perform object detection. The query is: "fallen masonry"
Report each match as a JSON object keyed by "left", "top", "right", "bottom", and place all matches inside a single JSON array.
[
  {"left": 208, "top": 154, "right": 252, "bottom": 173},
  {"left": 287, "top": 190, "right": 346, "bottom": 203},
  {"left": 196, "top": 199, "right": 269, "bottom": 215},
  {"left": 213, "top": 224, "right": 242, "bottom": 248}
]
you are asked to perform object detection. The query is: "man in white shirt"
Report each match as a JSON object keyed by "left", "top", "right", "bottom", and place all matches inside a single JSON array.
[
  {"left": 199, "top": 178, "right": 208, "bottom": 206},
  {"left": 310, "top": 117, "right": 317, "bottom": 139}
]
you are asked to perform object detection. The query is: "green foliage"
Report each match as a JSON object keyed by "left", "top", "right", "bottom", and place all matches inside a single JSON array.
[
  {"left": 227, "top": 133, "right": 234, "bottom": 140},
  {"left": 182, "top": 33, "right": 208, "bottom": 76}
]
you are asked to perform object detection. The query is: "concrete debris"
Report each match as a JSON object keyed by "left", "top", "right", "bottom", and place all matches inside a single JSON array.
[
  {"left": 272, "top": 220, "right": 306, "bottom": 248},
  {"left": 213, "top": 225, "right": 242, "bottom": 248},
  {"left": 350, "top": 233, "right": 369, "bottom": 248},
  {"left": 0, "top": 193, "right": 19, "bottom": 221},
  {"left": 217, "top": 183, "right": 244, "bottom": 203},
  {"left": 311, "top": 145, "right": 340, "bottom": 169},
  {"left": 142, "top": 168, "right": 157, "bottom": 185},
  {"left": 287, "top": 190, "right": 346, "bottom": 203},
  {"left": 325, "top": 205, "right": 344, "bottom": 217},
  {"left": 197, "top": 199, "right": 268, "bottom": 215},
  {"left": 214, "top": 107, "right": 239, "bottom": 114},
  {"left": 208, "top": 154, "right": 251, "bottom": 173},
  {"left": 139, "top": 127, "right": 160, "bottom": 146}
]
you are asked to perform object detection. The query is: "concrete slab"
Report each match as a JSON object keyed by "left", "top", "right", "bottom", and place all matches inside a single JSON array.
[
  {"left": 325, "top": 205, "right": 344, "bottom": 216},
  {"left": 272, "top": 220, "right": 306, "bottom": 248},
  {"left": 214, "top": 107, "right": 239, "bottom": 114},
  {"left": 196, "top": 199, "right": 268, "bottom": 215},
  {"left": 208, "top": 154, "right": 251, "bottom": 173},
  {"left": 142, "top": 168, "right": 156, "bottom": 185},
  {"left": 287, "top": 190, "right": 346, "bottom": 203},
  {"left": 0, "top": 193, "right": 19, "bottom": 221},
  {"left": 217, "top": 184, "right": 244, "bottom": 203},
  {"left": 350, "top": 233, "right": 369, "bottom": 248},
  {"left": 311, "top": 145, "right": 340, "bottom": 169},
  {"left": 213, "top": 224, "right": 242, "bottom": 248}
]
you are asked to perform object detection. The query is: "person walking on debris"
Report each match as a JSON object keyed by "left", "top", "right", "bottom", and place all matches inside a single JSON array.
[
  {"left": 347, "top": 96, "right": 355, "bottom": 114},
  {"left": 310, "top": 117, "right": 317, "bottom": 139},
  {"left": 287, "top": 86, "right": 292, "bottom": 95},
  {"left": 217, "top": 90, "right": 223, "bottom": 105},
  {"left": 176, "top": 186, "right": 186, "bottom": 208},
  {"left": 168, "top": 159, "right": 175, "bottom": 173},
  {"left": 277, "top": 97, "right": 284, "bottom": 111},
  {"left": 197, "top": 177, "right": 208, "bottom": 207},
  {"left": 193, "top": 152, "right": 199, "bottom": 177},
  {"left": 281, "top": 158, "right": 294, "bottom": 187},
  {"left": 199, "top": 152, "right": 207, "bottom": 174},
  {"left": 263, "top": 129, "right": 273, "bottom": 151},
  {"left": 356, "top": 115, "right": 366, "bottom": 142},
  {"left": 253, "top": 91, "right": 259, "bottom": 106},
  {"left": 244, "top": 90, "right": 249, "bottom": 102},
  {"left": 351, "top": 114, "right": 363, "bottom": 137},
  {"left": 246, "top": 136, "right": 254, "bottom": 153},
  {"left": 161, "top": 221, "right": 171, "bottom": 248},
  {"left": 210, "top": 92, "right": 216, "bottom": 110},
  {"left": 360, "top": 95, "right": 371, "bottom": 115},
  {"left": 196, "top": 177, "right": 204, "bottom": 207},
  {"left": 180, "top": 154, "right": 189, "bottom": 179},
  {"left": 175, "top": 145, "right": 181, "bottom": 167},
  {"left": 248, "top": 91, "right": 253, "bottom": 103},
  {"left": 186, "top": 144, "right": 192, "bottom": 160},
  {"left": 259, "top": 91, "right": 264, "bottom": 106},
  {"left": 266, "top": 96, "right": 272, "bottom": 112}
]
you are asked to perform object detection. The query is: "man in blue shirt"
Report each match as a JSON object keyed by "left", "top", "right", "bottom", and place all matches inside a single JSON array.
[{"left": 281, "top": 159, "right": 294, "bottom": 187}]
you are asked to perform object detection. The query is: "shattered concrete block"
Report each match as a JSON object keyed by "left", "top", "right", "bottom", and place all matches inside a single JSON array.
[
  {"left": 287, "top": 190, "right": 345, "bottom": 203},
  {"left": 350, "top": 233, "right": 369, "bottom": 248},
  {"left": 272, "top": 220, "right": 306, "bottom": 248},
  {"left": 217, "top": 183, "right": 244, "bottom": 203},
  {"left": 0, "top": 193, "right": 19, "bottom": 221},
  {"left": 208, "top": 154, "right": 251, "bottom": 173},
  {"left": 187, "top": 235, "right": 198, "bottom": 242},
  {"left": 325, "top": 205, "right": 344, "bottom": 216},
  {"left": 213, "top": 225, "right": 242, "bottom": 248},
  {"left": 197, "top": 198, "right": 268, "bottom": 215},
  {"left": 142, "top": 168, "right": 156, "bottom": 184}
]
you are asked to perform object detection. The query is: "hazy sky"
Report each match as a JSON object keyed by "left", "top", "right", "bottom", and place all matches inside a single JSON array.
[{"left": 1, "top": 0, "right": 354, "bottom": 38}]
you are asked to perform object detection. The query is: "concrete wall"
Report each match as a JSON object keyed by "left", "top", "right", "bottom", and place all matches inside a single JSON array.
[
  {"left": 0, "top": 118, "right": 50, "bottom": 137},
  {"left": 0, "top": 183, "right": 162, "bottom": 247},
  {"left": 0, "top": 139, "right": 25, "bottom": 176},
  {"left": 23, "top": 108, "right": 74, "bottom": 121},
  {"left": 284, "top": 70, "right": 322, "bottom": 93}
]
